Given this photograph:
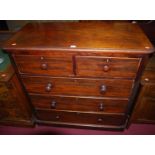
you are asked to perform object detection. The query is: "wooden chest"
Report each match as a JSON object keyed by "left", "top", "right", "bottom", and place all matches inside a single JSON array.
[
  {"left": 131, "top": 54, "right": 155, "bottom": 123},
  {"left": 0, "top": 62, "right": 33, "bottom": 126},
  {"left": 0, "top": 32, "right": 33, "bottom": 126},
  {"left": 3, "top": 22, "right": 154, "bottom": 130}
]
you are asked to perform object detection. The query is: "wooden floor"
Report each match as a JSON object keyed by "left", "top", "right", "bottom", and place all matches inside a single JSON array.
[{"left": 0, "top": 124, "right": 155, "bottom": 135}]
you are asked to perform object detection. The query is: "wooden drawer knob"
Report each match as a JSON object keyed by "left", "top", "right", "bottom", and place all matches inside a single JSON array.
[
  {"left": 55, "top": 115, "right": 60, "bottom": 119},
  {"left": 40, "top": 56, "right": 44, "bottom": 60},
  {"left": 45, "top": 83, "right": 52, "bottom": 92},
  {"left": 51, "top": 100, "right": 56, "bottom": 109},
  {"left": 103, "top": 65, "right": 110, "bottom": 72},
  {"left": 41, "top": 63, "right": 48, "bottom": 70},
  {"left": 100, "top": 85, "right": 107, "bottom": 93},
  {"left": 99, "top": 103, "right": 104, "bottom": 111},
  {"left": 97, "top": 118, "right": 103, "bottom": 122}
]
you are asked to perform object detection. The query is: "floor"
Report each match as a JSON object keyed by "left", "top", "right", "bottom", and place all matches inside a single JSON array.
[{"left": 0, "top": 123, "right": 155, "bottom": 135}]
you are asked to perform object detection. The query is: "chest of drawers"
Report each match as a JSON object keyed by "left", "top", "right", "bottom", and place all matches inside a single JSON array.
[
  {"left": 0, "top": 53, "right": 33, "bottom": 126},
  {"left": 131, "top": 54, "right": 155, "bottom": 123},
  {"left": 3, "top": 22, "right": 154, "bottom": 130}
]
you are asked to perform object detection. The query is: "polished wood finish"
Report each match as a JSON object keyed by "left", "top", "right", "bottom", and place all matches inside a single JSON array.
[
  {"left": 3, "top": 22, "right": 154, "bottom": 53},
  {"left": 30, "top": 94, "right": 128, "bottom": 113},
  {"left": 0, "top": 68, "right": 33, "bottom": 126},
  {"left": 35, "top": 109, "right": 126, "bottom": 126},
  {"left": 3, "top": 22, "right": 154, "bottom": 130},
  {"left": 21, "top": 76, "right": 134, "bottom": 98},
  {"left": 13, "top": 54, "right": 73, "bottom": 76},
  {"left": 0, "top": 31, "right": 33, "bottom": 126},
  {"left": 131, "top": 54, "right": 155, "bottom": 123},
  {"left": 76, "top": 56, "right": 141, "bottom": 78}
]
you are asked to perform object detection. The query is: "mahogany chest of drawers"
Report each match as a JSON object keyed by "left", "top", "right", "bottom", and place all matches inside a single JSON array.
[
  {"left": 0, "top": 52, "right": 33, "bottom": 126},
  {"left": 3, "top": 22, "right": 154, "bottom": 130},
  {"left": 131, "top": 54, "right": 155, "bottom": 123}
]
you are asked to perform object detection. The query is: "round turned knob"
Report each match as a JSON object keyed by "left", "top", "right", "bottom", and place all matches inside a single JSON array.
[
  {"left": 99, "top": 103, "right": 104, "bottom": 111},
  {"left": 51, "top": 100, "right": 56, "bottom": 109},
  {"left": 40, "top": 56, "right": 44, "bottom": 60},
  {"left": 100, "top": 85, "right": 107, "bottom": 93},
  {"left": 41, "top": 63, "right": 48, "bottom": 70},
  {"left": 106, "top": 59, "right": 110, "bottom": 63},
  {"left": 97, "top": 118, "right": 103, "bottom": 122},
  {"left": 103, "top": 65, "right": 110, "bottom": 72},
  {"left": 45, "top": 83, "right": 52, "bottom": 92},
  {"left": 55, "top": 115, "right": 60, "bottom": 119}
]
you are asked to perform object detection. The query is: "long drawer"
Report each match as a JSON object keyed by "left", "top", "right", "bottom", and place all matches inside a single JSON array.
[
  {"left": 35, "top": 109, "right": 126, "bottom": 126},
  {"left": 13, "top": 55, "right": 73, "bottom": 76},
  {"left": 22, "top": 76, "right": 134, "bottom": 98},
  {"left": 30, "top": 94, "right": 129, "bottom": 113},
  {"left": 76, "top": 56, "right": 140, "bottom": 78}
]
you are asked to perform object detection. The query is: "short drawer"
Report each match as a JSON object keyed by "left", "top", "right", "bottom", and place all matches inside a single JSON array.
[
  {"left": 76, "top": 56, "right": 140, "bottom": 78},
  {"left": 35, "top": 109, "right": 126, "bottom": 126},
  {"left": 22, "top": 76, "right": 134, "bottom": 98},
  {"left": 30, "top": 94, "right": 129, "bottom": 113},
  {"left": 13, "top": 55, "right": 73, "bottom": 76}
]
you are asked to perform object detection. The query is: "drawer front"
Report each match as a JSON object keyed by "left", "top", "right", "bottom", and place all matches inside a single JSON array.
[
  {"left": 76, "top": 56, "right": 140, "bottom": 78},
  {"left": 143, "top": 84, "right": 155, "bottom": 97},
  {"left": 135, "top": 97, "right": 155, "bottom": 122},
  {"left": 35, "top": 109, "right": 126, "bottom": 126},
  {"left": 22, "top": 76, "right": 134, "bottom": 98},
  {"left": 142, "top": 70, "right": 155, "bottom": 83},
  {"left": 0, "top": 83, "right": 19, "bottom": 110},
  {"left": 0, "top": 106, "right": 24, "bottom": 121},
  {"left": 30, "top": 94, "right": 129, "bottom": 113},
  {"left": 13, "top": 55, "right": 73, "bottom": 76}
]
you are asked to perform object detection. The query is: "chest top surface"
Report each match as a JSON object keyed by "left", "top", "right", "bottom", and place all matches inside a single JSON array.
[{"left": 3, "top": 21, "right": 154, "bottom": 54}]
